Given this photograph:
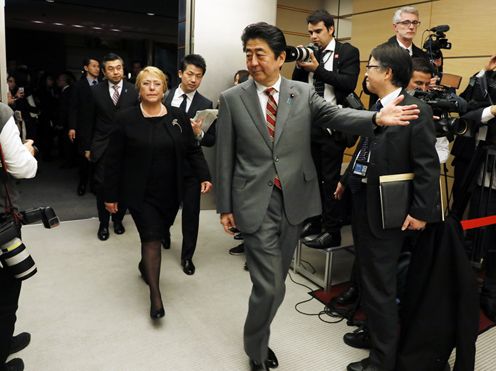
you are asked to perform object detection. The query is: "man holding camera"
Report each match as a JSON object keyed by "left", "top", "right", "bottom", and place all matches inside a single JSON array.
[
  {"left": 335, "top": 44, "right": 439, "bottom": 371},
  {"left": 216, "top": 22, "right": 420, "bottom": 371},
  {"left": 292, "top": 9, "right": 360, "bottom": 249},
  {"left": 0, "top": 103, "right": 37, "bottom": 371}
]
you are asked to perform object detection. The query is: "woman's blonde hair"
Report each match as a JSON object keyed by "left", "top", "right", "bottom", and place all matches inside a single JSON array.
[{"left": 135, "top": 66, "right": 167, "bottom": 93}]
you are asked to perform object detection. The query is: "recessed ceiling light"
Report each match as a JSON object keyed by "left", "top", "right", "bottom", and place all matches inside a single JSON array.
[
  {"left": 53, "top": 22, "right": 64, "bottom": 26},
  {"left": 110, "top": 28, "right": 121, "bottom": 32},
  {"left": 32, "top": 20, "right": 44, "bottom": 24},
  {"left": 147, "top": 12, "right": 155, "bottom": 16},
  {"left": 72, "top": 24, "right": 84, "bottom": 28},
  {"left": 92, "top": 26, "right": 103, "bottom": 30},
  {"left": 46, "top": 0, "right": 55, "bottom": 3}
]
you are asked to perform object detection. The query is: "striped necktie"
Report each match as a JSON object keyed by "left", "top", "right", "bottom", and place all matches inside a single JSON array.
[
  {"left": 111, "top": 85, "right": 120, "bottom": 106},
  {"left": 264, "top": 87, "right": 281, "bottom": 189}
]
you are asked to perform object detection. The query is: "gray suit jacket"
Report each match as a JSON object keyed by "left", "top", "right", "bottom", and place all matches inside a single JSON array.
[{"left": 215, "top": 77, "right": 375, "bottom": 233}]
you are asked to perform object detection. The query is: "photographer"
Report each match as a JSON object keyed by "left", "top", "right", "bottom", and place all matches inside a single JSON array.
[
  {"left": 0, "top": 102, "right": 37, "bottom": 371},
  {"left": 292, "top": 9, "right": 360, "bottom": 249}
]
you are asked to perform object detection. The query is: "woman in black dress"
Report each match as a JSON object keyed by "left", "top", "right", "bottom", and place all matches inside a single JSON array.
[{"left": 104, "top": 66, "right": 212, "bottom": 319}]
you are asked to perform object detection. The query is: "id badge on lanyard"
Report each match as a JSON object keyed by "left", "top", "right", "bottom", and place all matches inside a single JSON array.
[{"left": 352, "top": 149, "right": 371, "bottom": 177}]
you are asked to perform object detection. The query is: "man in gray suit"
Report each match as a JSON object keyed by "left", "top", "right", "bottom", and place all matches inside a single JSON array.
[{"left": 215, "top": 22, "right": 420, "bottom": 371}]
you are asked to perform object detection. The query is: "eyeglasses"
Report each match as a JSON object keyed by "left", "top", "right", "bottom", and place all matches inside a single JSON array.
[
  {"left": 396, "top": 20, "right": 421, "bottom": 27},
  {"left": 365, "top": 65, "right": 381, "bottom": 71}
]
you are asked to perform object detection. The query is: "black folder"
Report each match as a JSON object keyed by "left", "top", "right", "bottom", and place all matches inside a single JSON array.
[{"left": 379, "top": 173, "right": 414, "bottom": 229}]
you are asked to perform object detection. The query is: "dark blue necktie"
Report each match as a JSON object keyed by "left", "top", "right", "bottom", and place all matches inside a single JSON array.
[{"left": 179, "top": 94, "right": 188, "bottom": 113}]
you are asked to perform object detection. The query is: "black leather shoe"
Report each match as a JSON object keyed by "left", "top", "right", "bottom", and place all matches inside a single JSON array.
[
  {"left": 162, "top": 232, "right": 171, "bottom": 249},
  {"left": 97, "top": 224, "right": 109, "bottom": 241},
  {"left": 265, "top": 347, "right": 278, "bottom": 369},
  {"left": 113, "top": 221, "right": 125, "bottom": 235},
  {"left": 150, "top": 306, "right": 165, "bottom": 320},
  {"left": 9, "top": 332, "right": 30, "bottom": 355},
  {"left": 249, "top": 360, "right": 268, "bottom": 371},
  {"left": 347, "top": 358, "right": 377, "bottom": 371},
  {"left": 5, "top": 358, "right": 24, "bottom": 371},
  {"left": 336, "top": 285, "right": 359, "bottom": 306},
  {"left": 181, "top": 259, "right": 195, "bottom": 275},
  {"left": 300, "top": 222, "right": 321, "bottom": 238},
  {"left": 77, "top": 182, "right": 86, "bottom": 196},
  {"left": 229, "top": 243, "right": 245, "bottom": 255},
  {"left": 343, "top": 327, "right": 371, "bottom": 349},
  {"left": 303, "top": 231, "right": 341, "bottom": 249}
]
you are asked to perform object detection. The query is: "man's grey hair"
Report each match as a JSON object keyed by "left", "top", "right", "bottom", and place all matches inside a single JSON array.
[{"left": 392, "top": 6, "right": 419, "bottom": 23}]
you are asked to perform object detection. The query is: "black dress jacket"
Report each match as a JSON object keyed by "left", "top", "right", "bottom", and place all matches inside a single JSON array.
[
  {"left": 103, "top": 105, "right": 211, "bottom": 211},
  {"left": 342, "top": 90, "right": 440, "bottom": 239},
  {"left": 165, "top": 87, "right": 215, "bottom": 147},
  {"left": 80, "top": 80, "right": 138, "bottom": 161}
]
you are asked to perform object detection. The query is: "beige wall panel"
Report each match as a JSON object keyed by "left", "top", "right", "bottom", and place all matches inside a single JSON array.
[
  {"left": 353, "top": 0, "right": 431, "bottom": 14},
  {"left": 430, "top": 0, "right": 496, "bottom": 58},
  {"left": 277, "top": 8, "right": 312, "bottom": 33},
  {"left": 278, "top": 0, "right": 320, "bottom": 10},
  {"left": 351, "top": 2, "right": 432, "bottom": 61}
]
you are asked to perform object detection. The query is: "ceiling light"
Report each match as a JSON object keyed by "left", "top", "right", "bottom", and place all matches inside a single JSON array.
[
  {"left": 147, "top": 12, "right": 155, "bottom": 16},
  {"left": 72, "top": 24, "right": 84, "bottom": 28},
  {"left": 92, "top": 26, "right": 103, "bottom": 30},
  {"left": 110, "top": 28, "right": 121, "bottom": 32},
  {"left": 53, "top": 22, "right": 64, "bottom": 26},
  {"left": 46, "top": 0, "right": 55, "bottom": 3},
  {"left": 32, "top": 20, "right": 44, "bottom": 24}
]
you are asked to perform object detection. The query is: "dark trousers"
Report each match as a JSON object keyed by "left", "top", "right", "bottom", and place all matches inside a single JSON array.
[
  {"left": 78, "top": 155, "right": 93, "bottom": 188},
  {"left": 93, "top": 157, "right": 126, "bottom": 226},
  {"left": 242, "top": 188, "right": 301, "bottom": 363},
  {"left": 179, "top": 176, "right": 201, "bottom": 261},
  {"left": 351, "top": 187, "right": 404, "bottom": 370},
  {"left": 0, "top": 268, "right": 21, "bottom": 366},
  {"left": 309, "top": 139, "right": 346, "bottom": 233}
]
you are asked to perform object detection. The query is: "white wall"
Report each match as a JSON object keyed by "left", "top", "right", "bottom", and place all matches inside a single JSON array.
[{"left": 192, "top": 0, "right": 277, "bottom": 105}]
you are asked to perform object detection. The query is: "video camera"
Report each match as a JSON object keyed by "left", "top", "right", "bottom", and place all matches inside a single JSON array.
[
  {"left": 285, "top": 43, "right": 318, "bottom": 63},
  {"left": 423, "top": 25, "right": 452, "bottom": 62},
  {"left": 413, "top": 88, "right": 469, "bottom": 137},
  {"left": 0, "top": 207, "right": 59, "bottom": 280}
]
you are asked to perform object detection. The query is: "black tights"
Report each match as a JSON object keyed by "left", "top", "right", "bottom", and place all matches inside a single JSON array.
[{"left": 140, "top": 240, "right": 163, "bottom": 311}]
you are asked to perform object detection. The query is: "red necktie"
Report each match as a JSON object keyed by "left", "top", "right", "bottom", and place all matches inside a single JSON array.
[{"left": 264, "top": 87, "right": 281, "bottom": 189}]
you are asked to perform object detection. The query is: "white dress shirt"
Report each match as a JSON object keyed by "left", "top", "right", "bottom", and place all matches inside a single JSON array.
[
  {"left": 308, "top": 38, "right": 337, "bottom": 105},
  {"left": 171, "top": 86, "right": 196, "bottom": 113},
  {"left": 108, "top": 80, "right": 123, "bottom": 99}
]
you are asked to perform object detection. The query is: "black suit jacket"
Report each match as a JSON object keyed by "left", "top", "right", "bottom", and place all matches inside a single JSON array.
[
  {"left": 103, "top": 105, "right": 211, "bottom": 210},
  {"left": 80, "top": 80, "right": 138, "bottom": 161},
  {"left": 343, "top": 90, "right": 440, "bottom": 239},
  {"left": 165, "top": 87, "right": 215, "bottom": 147},
  {"left": 292, "top": 41, "right": 360, "bottom": 147}
]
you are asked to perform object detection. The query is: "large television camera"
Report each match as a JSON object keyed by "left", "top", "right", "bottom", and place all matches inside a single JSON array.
[
  {"left": 413, "top": 87, "right": 469, "bottom": 138},
  {"left": 0, "top": 207, "right": 59, "bottom": 280},
  {"left": 423, "top": 25, "right": 452, "bottom": 63}
]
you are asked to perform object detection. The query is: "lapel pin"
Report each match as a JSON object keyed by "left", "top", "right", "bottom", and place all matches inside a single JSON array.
[{"left": 171, "top": 118, "right": 182, "bottom": 133}]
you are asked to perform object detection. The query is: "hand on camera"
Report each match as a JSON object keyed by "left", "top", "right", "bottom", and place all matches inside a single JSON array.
[{"left": 296, "top": 51, "right": 319, "bottom": 72}]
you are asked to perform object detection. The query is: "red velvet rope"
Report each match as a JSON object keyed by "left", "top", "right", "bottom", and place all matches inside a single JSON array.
[{"left": 461, "top": 215, "right": 496, "bottom": 230}]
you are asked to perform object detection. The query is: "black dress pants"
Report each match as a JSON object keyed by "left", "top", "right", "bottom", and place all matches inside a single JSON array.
[
  {"left": 179, "top": 176, "right": 201, "bottom": 261},
  {"left": 0, "top": 268, "right": 21, "bottom": 367},
  {"left": 351, "top": 187, "right": 405, "bottom": 370},
  {"left": 310, "top": 138, "right": 346, "bottom": 233},
  {"left": 93, "top": 157, "right": 126, "bottom": 226}
]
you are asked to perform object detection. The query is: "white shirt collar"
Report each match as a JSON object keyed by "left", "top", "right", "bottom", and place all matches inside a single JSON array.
[
  {"left": 322, "top": 38, "right": 336, "bottom": 54},
  {"left": 254, "top": 75, "right": 282, "bottom": 93},
  {"left": 176, "top": 85, "right": 196, "bottom": 101},
  {"left": 396, "top": 38, "right": 413, "bottom": 55},
  {"left": 379, "top": 87, "right": 403, "bottom": 107}
]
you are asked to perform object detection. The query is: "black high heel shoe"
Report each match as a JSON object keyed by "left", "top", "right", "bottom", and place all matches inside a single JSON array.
[
  {"left": 150, "top": 305, "right": 165, "bottom": 320},
  {"left": 138, "top": 262, "right": 148, "bottom": 284}
]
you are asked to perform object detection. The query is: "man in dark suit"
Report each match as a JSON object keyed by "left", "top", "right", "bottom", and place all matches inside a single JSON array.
[
  {"left": 336, "top": 43, "right": 439, "bottom": 371},
  {"left": 80, "top": 53, "right": 138, "bottom": 241},
  {"left": 292, "top": 9, "right": 360, "bottom": 249},
  {"left": 216, "top": 22, "right": 421, "bottom": 371},
  {"left": 164, "top": 54, "right": 213, "bottom": 275},
  {"left": 363, "top": 6, "right": 430, "bottom": 109},
  {"left": 68, "top": 57, "right": 100, "bottom": 196}
]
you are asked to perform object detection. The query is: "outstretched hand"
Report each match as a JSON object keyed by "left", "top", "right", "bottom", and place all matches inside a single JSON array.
[{"left": 376, "top": 95, "right": 419, "bottom": 127}]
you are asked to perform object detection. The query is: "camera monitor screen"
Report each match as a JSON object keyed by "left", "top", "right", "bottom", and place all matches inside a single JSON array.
[{"left": 440, "top": 73, "right": 462, "bottom": 89}]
